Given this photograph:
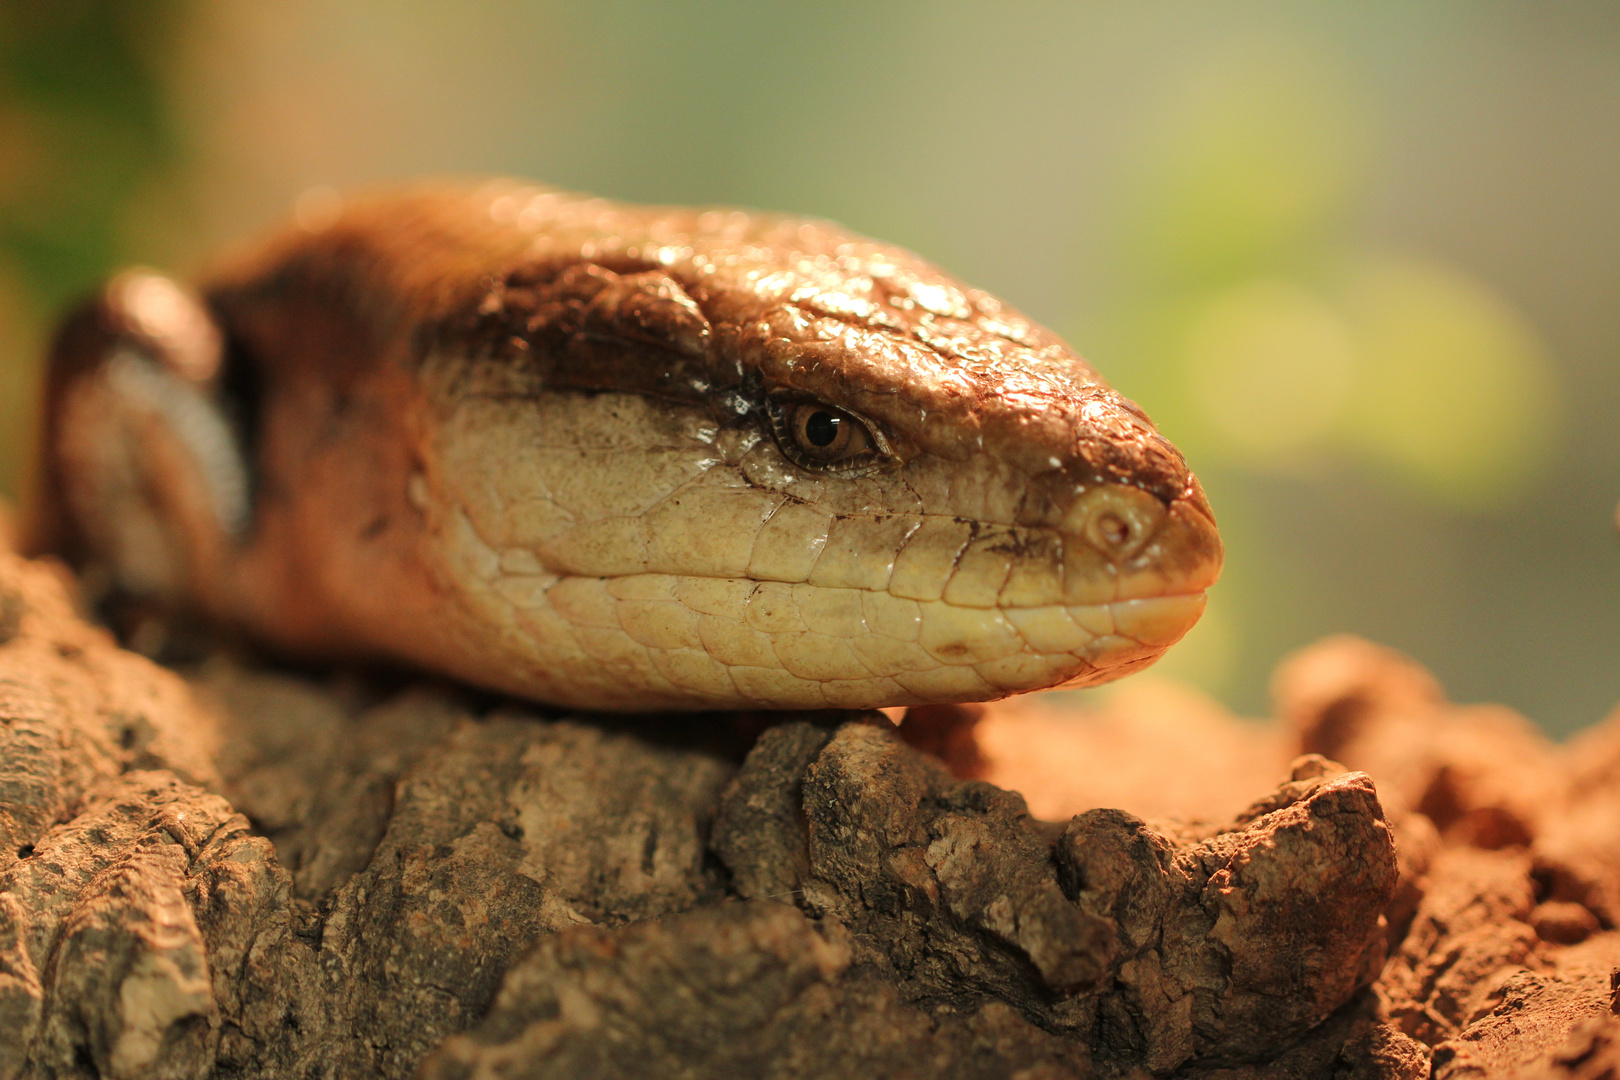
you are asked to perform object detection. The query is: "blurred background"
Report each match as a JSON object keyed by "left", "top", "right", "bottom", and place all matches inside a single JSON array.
[{"left": 1, "top": 1, "right": 1615, "bottom": 734}]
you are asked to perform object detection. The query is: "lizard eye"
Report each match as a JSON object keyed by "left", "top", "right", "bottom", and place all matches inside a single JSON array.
[
  {"left": 766, "top": 398, "right": 891, "bottom": 474},
  {"left": 790, "top": 404, "right": 869, "bottom": 460}
]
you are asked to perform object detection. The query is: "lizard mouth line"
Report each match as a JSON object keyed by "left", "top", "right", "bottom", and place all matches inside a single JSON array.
[{"left": 468, "top": 565, "right": 1210, "bottom": 703}]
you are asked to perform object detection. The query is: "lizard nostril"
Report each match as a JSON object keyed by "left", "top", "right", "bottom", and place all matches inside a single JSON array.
[
  {"left": 1064, "top": 484, "right": 1166, "bottom": 562},
  {"left": 1093, "top": 511, "right": 1132, "bottom": 551}
]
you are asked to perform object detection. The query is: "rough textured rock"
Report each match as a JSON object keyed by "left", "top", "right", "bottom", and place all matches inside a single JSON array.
[
  {"left": 713, "top": 724, "right": 1395, "bottom": 1073},
  {"left": 0, "top": 536, "right": 1617, "bottom": 1077},
  {"left": 0, "top": 550, "right": 221, "bottom": 882},
  {"left": 421, "top": 901, "right": 1092, "bottom": 1080}
]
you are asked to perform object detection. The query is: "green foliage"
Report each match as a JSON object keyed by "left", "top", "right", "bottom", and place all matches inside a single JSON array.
[
  {"left": 0, "top": 1, "right": 182, "bottom": 303},
  {"left": 0, "top": 0, "right": 185, "bottom": 497}
]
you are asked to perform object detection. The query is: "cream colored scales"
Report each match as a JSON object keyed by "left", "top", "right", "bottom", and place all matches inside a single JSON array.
[{"left": 35, "top": 183, "right": 1223, "bottom": 711}]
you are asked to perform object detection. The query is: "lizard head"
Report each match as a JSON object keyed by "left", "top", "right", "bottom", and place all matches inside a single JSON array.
[{"left": 403, "top": 187, "right": 1223, "bottom": 709}]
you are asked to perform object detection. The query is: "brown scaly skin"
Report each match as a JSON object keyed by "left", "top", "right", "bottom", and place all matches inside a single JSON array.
[{"left": 34, "top": 181, "right": 1221, "bottom": 711}]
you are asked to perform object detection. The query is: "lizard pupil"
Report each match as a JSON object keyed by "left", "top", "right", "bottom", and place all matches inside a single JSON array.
[{"left": 804, "top": 410, "right": 841, "bottom": 447}]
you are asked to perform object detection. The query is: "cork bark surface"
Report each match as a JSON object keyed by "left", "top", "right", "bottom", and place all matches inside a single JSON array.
[{"left": 0, "top": 528, "right": 1616, "bottom": 1078}]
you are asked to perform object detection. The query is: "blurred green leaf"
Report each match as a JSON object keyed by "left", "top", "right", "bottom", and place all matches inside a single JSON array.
[
  {"left": 1341, "top": 256, "right": 1559, "bottom": 509},
  {"left": 0, "top": 0, "right": 186, "bottom": 497},
  {"left": 1121, "top": 35, "right": 1369, "bottom": 290}
]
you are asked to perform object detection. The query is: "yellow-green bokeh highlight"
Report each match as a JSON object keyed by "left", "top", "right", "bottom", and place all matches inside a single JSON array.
[
  {"left": 1080, "top": 30, "right": 1568, "bottom": 710},
  {"left": 1340, "top": 257, "right": 1559, "bottom": 509},
  {"left": 1166, "top": 260, "right": 1560, "bottom": 510},
  {"left": 1124, "top": 36, "right": 1370, "bottom": 287},
  {"left": 1095, "top": 31, "right": 1562, "bottom": 508},
  {"left": 1182, "top": 280, "right": 1356, "bottom": 462}
]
